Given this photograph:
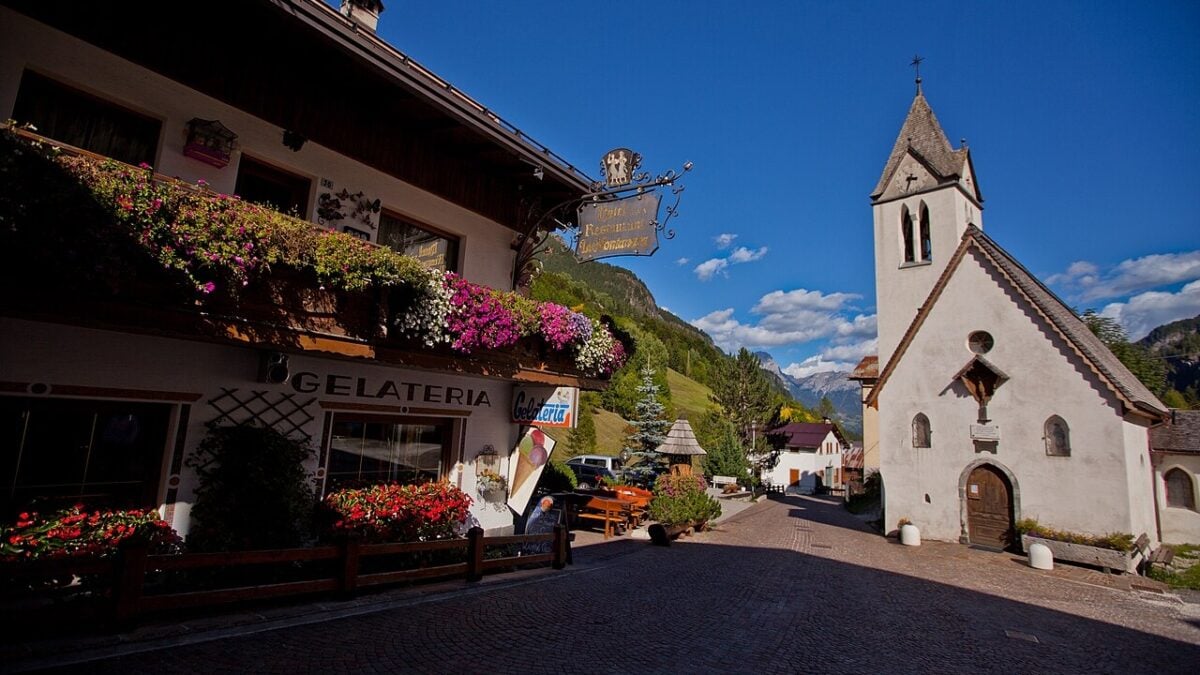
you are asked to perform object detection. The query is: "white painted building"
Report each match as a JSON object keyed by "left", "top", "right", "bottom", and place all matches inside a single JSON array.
[
  {"left": 763, "top": 422, "right": 847, "bottom": 494},
  {"left": 0, "top": 1, "right": 608, "bottom": 536},
  {"left": 1151, "top": 410, "right": 1200, "bottom": 544},
  {"left": 860, "top": 84, "right": 1169, "bottom": 548}
]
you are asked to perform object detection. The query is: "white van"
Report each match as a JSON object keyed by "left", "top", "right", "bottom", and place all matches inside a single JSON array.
[{"left": 565, "top": 454, "right": 624, "bottom": 473}]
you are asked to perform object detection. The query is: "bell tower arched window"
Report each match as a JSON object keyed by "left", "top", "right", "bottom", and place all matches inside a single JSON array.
[
  {"left": 1165, "top": 468, "right": 1196, "bottom": 510},
  {"left": 1044, "top": 416, "right": 1070, "bottom": 456},
  {"left": 901, "top": 206, "right": 915, "bottom": 264},
  {"left": 912, "top": 413, "right": 931, "bottom": 448},
  {"left": 919, "top": 202, "right": 932, "bottom": 261}
]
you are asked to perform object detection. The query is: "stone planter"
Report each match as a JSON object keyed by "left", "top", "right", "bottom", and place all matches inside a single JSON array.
[
  {"left": 1020, "top": 535, "right": 1138, "bottom": 573},
  {"left": 900, "top": 523, "right": 921, "bottom": 547}
]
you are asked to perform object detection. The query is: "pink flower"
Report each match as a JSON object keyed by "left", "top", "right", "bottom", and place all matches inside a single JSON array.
[{"left": 200, "top": 281, "right": 216, "bottom": 294}]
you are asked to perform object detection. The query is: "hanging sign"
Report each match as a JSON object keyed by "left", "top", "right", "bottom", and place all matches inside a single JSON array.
[
  {"left": 511, "top": 385, "right": 578, "bottom": 428},
  {"left": 508, "top": 426, "right": 556, "bottom": 513},
  {"left": 575, "top": 193, "right": 661, "bottom": 262}
]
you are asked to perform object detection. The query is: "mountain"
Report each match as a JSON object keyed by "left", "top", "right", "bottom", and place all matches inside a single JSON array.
[
  {"left": 755, "top": 351, "right": 863, "bottom": 434},
  {"left": 1137, "top": 314, "right": 1200, "bottom": 406}
]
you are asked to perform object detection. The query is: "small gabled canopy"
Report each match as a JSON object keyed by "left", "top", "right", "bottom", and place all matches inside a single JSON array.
[
  {"left": 953, "top": 355, "right": 1009, "bottom": 405},
  {"left": 655, "top": 418, "right": 707, "bottom": 456}
]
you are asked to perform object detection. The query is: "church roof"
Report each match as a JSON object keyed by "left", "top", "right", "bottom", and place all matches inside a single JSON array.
[
  {"left": 866, "top": 226, "right": 1169, "bottom": 419},
  {"left": 1151, "top": 410, "right": 1200, "bottom": 453},
  {"left": 871, "top": 92, "right": 972, "bottom": 200},
  {"left": 849, "top": 355, "right": 879, "bottom": 381}
]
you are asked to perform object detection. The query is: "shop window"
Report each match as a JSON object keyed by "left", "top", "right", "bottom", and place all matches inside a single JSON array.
[
  {"left": 377, "top": 211, "right": 460, "bottom": 272},
  {"left": 0, "top": 397, "right": 171, "bottom": 517},
  {"left": 12, "top": 70, "right": 161, "bottom": 167},
  {"left": 325, "top": 414, "right": 454, "bottom": 491},
  {"left": 234, "top": 156, "right": 311, "bottom": 216},
  {"left": 1044, "top": 415, "right": 1070, "bottom": 456},
  {"left": 912, "top": 413, "right": 931, "bottom": 448},
  {"left": 1165, "top": 468, "right": 1195, "bottom": 510}
]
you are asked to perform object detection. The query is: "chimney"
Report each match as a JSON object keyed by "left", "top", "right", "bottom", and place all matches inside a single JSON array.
[
  {"left": 822, "top": 417, "right": 832, "bottom": 425},
  {"left": 340, "top": 0, "right": 384, "bottom": 33}
]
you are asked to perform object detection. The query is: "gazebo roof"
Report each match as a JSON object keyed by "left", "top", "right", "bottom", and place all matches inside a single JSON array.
[{"left": 655, "top": 418, "right": 707, "bottom": 456}]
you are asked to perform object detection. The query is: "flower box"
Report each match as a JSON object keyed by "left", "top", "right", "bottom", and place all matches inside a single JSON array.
[{"left": 1021, "top": 534, "right": 1140, "bottom": 574}]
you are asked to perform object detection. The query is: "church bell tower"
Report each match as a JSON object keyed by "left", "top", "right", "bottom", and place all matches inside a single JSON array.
[{"left": 872, "top": 77, "right": 983, "bottom": 368}]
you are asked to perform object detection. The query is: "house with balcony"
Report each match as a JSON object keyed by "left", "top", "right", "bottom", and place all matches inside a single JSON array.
[
  {"left": 763, "top": 421, "right": 848, "bottom": 494},
  {"left": 0, "top": 0, "right": 625, "bottom": 536}
]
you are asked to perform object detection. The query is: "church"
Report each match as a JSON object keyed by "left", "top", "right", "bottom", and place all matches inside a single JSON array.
[{"left": 856, "top": 80, "right": 1170, "bottom": 549}]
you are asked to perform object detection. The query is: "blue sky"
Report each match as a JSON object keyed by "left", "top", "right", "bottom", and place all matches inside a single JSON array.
[{"left": 365, "top": 0, "right": 1200, "bottom": 377}]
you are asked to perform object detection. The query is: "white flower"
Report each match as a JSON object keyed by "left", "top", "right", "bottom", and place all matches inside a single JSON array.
[{"left": 394, "top": 269, "right": 452, "bottom": 347}]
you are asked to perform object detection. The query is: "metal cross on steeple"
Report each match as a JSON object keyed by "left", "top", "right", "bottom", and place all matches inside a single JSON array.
[{"left": 910, "top": 54, "right": 924, "bottom": 93}]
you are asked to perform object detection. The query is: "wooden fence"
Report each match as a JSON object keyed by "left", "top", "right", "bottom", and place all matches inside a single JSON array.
[{"left": 4, "top": 525, "right": 568, "bottom": 623}]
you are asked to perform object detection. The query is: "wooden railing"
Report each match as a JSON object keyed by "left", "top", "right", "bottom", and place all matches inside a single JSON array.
[{"left": 4, "top": 525, "right": 568, "bottom": 623}]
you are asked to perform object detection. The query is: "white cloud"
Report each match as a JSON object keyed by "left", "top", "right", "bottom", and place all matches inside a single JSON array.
[
  {"left": 819, "top": 337, "right": 878, "bottom": 362},
  {"left": 674, "top": 257, "right": 689, "bottom": 266},
  {"left": 753, "top": 288, "right": 860, "bottom": 314},
  {"left": 1049, "top": 251, "right": 1200, "bottom": 302},
  {"left": 783, "top": 356, "right": 852, "bottom": 378},
  {"left": 693, "top": 258, "right": 729, "bottom": 281},
  {"left": 1099, "top": 279, "right": 1200, "bottom": 340},
  {"left": 714, "top": 233, "right": 738, "bottom": 249},
  {"left": 728, "top": 246, "right": 768, "bottom": 263},
  {"left": 690, "top": 284, "right": 879, "bottom": 352}
]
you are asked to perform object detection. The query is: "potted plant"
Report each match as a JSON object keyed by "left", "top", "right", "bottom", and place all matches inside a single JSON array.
[
  {"left": 476, "top": 469, "right": 508, "bottom": 497},
  {"left": 898, "top": 517, "right": 921, "bottom": 546},
  {"left": 1016, "top": 519, "right": 1142, "bottom": 573}
]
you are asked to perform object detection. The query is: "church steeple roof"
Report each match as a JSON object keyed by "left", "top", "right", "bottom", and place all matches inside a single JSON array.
[{"left": 871, "top": 91, "right": 971, "bottom": 200}]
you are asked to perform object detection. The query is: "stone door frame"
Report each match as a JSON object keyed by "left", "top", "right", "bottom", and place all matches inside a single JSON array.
[{"left": 957, "top": 459, "right": 1021, "bottom": 544}]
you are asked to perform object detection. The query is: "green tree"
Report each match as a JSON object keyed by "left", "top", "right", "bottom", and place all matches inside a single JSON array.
[
  {"left": 1081, "top": 309, "right": 1167, "bottom": 394},
  {"left": 817, "top": 396, "right": 837, "bottom": 421},
  {"left": 564, "top": 392, "right": 599, "bottom": 457},
  {"left": 710, "top": 348, "right": 776, "bottom": 445},
  {"left": 1161, "top": 389, "right": 1188, "bottom": 409},
  {"left": 622, "top": 365, "right": 672, "bottom": 467},
  {"left": 702, "top": 421, "right": 750, "bottom": 482}
]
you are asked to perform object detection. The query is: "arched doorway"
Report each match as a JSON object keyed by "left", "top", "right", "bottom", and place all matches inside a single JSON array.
[{"left": 965, "top": 464, "right": 1014, "bottom": 549}]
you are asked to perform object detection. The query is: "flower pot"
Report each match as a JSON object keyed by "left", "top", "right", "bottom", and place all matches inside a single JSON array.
[
  {"left": 1028, "top": 542, "right": 1054, "bottom": 570},
  {"left": 900, "top": 523, "right": 921, "bottom": 547}
]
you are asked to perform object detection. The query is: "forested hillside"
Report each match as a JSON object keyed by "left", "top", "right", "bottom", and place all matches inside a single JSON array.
[{"left": 1138, "top": 314, "right": 1200, "bottom": 408}]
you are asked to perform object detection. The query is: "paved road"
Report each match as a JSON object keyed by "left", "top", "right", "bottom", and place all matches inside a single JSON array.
[{"left": 32, "top": 496, "right": 1200, "bottom": 674}]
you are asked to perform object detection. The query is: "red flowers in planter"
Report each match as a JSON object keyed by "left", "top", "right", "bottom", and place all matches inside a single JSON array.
[
  {"left": 322, "top": 482, "right": 473, "bottom": 542},
  {"left": 0, "top": 505, "right": 182, "bottom": 562}
]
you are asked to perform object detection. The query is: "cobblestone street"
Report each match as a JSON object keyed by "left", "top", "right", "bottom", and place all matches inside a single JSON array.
[{"left": 21, "top": 495, "right": 1200, "bottom": 674}]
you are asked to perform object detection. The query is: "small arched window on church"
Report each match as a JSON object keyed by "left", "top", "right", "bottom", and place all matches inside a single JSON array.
[
  {"left": 901, "top": 205, "right": 915, "bottom": 264},
  {"left": 1165, "top": 468, "right": 1196, "bottom": 510},
  {"left": 912, "top": 413, "right": 931, "bottom": 448},
  {"left": 919, "top": 202, "right": 932, "bottom": 262},
  {"left": 1044, "top": 416, "right": 1070, "bottom": 456}
]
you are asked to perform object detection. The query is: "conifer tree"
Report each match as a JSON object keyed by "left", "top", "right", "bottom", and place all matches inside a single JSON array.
[
  {"left": 564, "top": 392, "right": 598, "bottom": 457},
  {"left": 622, "top": 365, "right": 672, "bottom": 468}
]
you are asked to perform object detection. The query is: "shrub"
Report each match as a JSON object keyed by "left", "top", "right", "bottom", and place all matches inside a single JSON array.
[
  {"left": 321, "top": 482, "right": 473, "bottom": 542},
  {"left": 1015, "top": 518, "right": 1134, "bottom": 552},
  {"left": 539, "top": 458, "right": 578, "bottom": 492},
  {"left": 0, "top": 505, "right": 180, "bottom": 562},
  {"left": 185, "top": 425, "right": 316, "bottom": 552},
  {"left": 649, "top": 474, "right": 721, "bottom": 526}
]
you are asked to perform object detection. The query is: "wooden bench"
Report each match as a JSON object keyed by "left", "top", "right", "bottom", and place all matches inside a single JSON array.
[
  {"left": 599, "top": 487, "right": 651, "bottom": 527},
  {"left": 576, "top": 497, "right": 631, "bottom": 539},
  {"left": 712, "top": 475, "right": 737, "bottom": 488}
]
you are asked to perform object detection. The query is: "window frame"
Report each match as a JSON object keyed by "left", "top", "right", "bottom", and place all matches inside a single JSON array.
[
  {"left": 377, "top": 209, "right": 461, "bottom": 273},
  {"left": 901, "top": 205, "right": 915, "bottom": 264},
  {"left": 1164, "top": 467, "right": 1196, "bottom": 511},
  {"left": 322, "top": 412, "right": 460, "bottom": 493},
  {"left": 918, "top": 202, "right": 932, "bottom": 262},
  {"left": 1044, "top": 415, "right": 1071, "bottom": 457},
  {"left": 234, "top": 154, "right": 313, "bottom": 217},
  {"left": 912, "top": 413, "right": 931, "bottom": 449}
]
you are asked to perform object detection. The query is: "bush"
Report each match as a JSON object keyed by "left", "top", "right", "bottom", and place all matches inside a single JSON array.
[
  {"left": 0, "top": 505, "right": 180, "bottom": 562},
  {"left": 539, "top": 457, "right": 578, "bottom": 492},
  {"left": 648, "top": 474, "right": 721, "bottom": 526},
  {"left": 186, "top": 425, "right": 316, "bottom": 552},
  {"left": 1015, "top": 518, "right": 1134, "bottom": 552},
  {"left": 321, "top": 482, "right": 473, "bottom": 542}
]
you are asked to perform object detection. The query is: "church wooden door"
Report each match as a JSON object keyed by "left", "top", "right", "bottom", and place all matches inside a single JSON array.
[{"left": 966, "top": 465, "right": 1013, "bottom": 549}]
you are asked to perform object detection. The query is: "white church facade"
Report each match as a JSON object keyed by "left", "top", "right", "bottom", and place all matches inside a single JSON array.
[{"left": 858, "top": 85, "right": 1169, "bottom": 549}]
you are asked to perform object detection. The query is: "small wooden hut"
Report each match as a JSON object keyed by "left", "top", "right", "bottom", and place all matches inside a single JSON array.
[{"left": 656, "top": 418, "right": 707, "bottom": 476}]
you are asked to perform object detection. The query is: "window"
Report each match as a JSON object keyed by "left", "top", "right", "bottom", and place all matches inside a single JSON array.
[
  {"left": 919, "top": 202, "right": 932, "bottom": 261},
  {"left": 234, "top": 156, "right": 311, "bottom": 215},
  {"left": 912, "top": 413, "right": 931, "bottom": 448},
  {"left": 1, "top": 397, "right": 171, "bottom": 517},
  {"left": 325, "top": 414, "right": 454, "bottom": 491},
  {"left": 1044, "top": 416, "right": 1071, "bottom": 456},
  {"left": 12, "top": 70, "right": 161, "bottom": 167},
  {"left": 1165, "top": 468, "right": 1195, "bottom": 510},
  {"left": 968, "top": 331, "right": 994, "bottom": 355},
  {"left": 901, "top": 206, "right": 915, "bottom": 264},
  {"left": 378, "top": 211, "right": 460, "bottom": 272}
]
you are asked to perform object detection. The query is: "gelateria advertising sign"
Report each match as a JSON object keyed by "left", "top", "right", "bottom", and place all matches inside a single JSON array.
[
  {"left": 575, "top": 193, "right": 661, "bottom": 262},
  {"left": 510, "top": 385, "right": 578, "bottom": 429},
  {"left": 508, "top": 426, "right": 556, "bottom": 513}
]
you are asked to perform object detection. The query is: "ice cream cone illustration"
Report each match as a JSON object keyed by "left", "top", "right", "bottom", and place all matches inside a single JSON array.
[{"left": 511, "top": 450, "right": 537, "bottom": 495}]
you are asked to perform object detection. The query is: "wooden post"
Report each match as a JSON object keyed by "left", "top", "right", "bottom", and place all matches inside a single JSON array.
[
  {"left": 466, "top": 526, "right": 484, "bottom": 582},
  {"left": 113, "top": 538, "right": 149, "bottom": 622},
  {"left": 339, "top": 535, "right": 361, "bottom": 597},
  {"left": 552, "top": 524, "right": 567, "bottom": 570}
]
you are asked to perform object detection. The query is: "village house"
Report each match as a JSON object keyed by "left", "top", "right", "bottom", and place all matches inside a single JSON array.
[
  {"left": 1151, "top": 410, "right": 1200, "bottom": 544},
  {"left": 0, "top": 0, "right": 621, "bottom": 536},
  {"left": 764, "top": 421, "right": 848, "bottom": 494},
  {"left": 854, "top": 82, "right": 1169, "bottom": 549}
]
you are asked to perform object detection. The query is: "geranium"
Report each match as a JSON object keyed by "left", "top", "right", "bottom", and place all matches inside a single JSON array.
[
  {"left": 323, "top": 482, "right": 473, "bottom": 542},
  {"left": 0, "top": 505, "right": 181, "bottom": 562}
]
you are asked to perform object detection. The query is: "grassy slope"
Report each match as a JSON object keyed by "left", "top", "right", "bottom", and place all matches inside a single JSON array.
[{"left": 545, "top": 368, "right": 718, "bottom": 456}]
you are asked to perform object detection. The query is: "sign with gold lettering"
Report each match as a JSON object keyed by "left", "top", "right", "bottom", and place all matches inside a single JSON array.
[{"left": 575, "top": 193, "right": 661, "bottom": 262}]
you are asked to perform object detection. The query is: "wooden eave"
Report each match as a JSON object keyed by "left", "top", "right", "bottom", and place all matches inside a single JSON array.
[{"left": 1, "top": 0, "right": 592, "bottom": 230}]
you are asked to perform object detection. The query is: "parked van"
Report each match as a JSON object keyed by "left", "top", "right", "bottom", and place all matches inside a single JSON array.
[{"left": 565, "top": 454, "right": 624, "bottom": 473}]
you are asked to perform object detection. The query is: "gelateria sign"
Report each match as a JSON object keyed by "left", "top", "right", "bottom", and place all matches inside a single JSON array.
[
  {"left": 575, "top": 193, "right": 661, "bottom": 262},
  {"left": 511, "top": 385, "right": 578, "bottom": 428},
  {"left": 291, "top": 371, "right": 492, "bottom": 407}
]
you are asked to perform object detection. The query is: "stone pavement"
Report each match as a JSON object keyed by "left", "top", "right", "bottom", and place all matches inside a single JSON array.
[{"left": 10, "top": 495, "right": 1200, "bottom": 674}]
